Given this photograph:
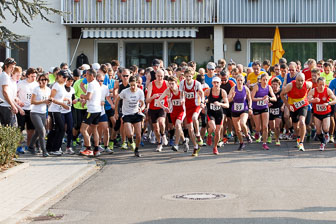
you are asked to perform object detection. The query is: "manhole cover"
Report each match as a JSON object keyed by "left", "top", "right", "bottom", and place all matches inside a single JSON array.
[{"left": 163, "top": 192, "right": 233, "bottom": 201}]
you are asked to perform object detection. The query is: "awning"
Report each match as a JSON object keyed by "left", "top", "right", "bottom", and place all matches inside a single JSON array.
[{"left": 82, "top": 27, "right": 198, "bottom": 38}]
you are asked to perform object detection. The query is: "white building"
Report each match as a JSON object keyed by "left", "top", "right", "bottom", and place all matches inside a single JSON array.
[{"left": 1, "top": 0, "right": 336, "bottom": 70}]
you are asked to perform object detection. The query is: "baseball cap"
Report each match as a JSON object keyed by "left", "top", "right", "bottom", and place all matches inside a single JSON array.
[
  {"left": 212, "top": 76, "right": 221, "bottom": 83},
  {"left": 152, "top": 59, "right": 160, "bottom": 66},
  {"left": 58, "top": 69, "right": 70, "bottom": 78},
  {"left": 207, "top": 62, "right": 216, "bottom": 70},
  {"left": 49, "top": 67, "right": 55, "bottom": 73},
  {"left": 92, "top": 63, "right": 100, "bottom": 71},
  {"left": 81, "top": 64, "right": 90, "bottom": 70}
]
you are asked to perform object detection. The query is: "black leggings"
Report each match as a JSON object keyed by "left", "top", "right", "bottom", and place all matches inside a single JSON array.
[
  {"left": 46, "top": 112, "right": 65, "bottom": 152},
  {"left": 62, "top": 112, "right": 73, "bottom": 148}
]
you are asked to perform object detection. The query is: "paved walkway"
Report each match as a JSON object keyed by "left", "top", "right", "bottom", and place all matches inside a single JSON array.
[{"left": 0, "top": 154, "right": 98, "bottom": 224}]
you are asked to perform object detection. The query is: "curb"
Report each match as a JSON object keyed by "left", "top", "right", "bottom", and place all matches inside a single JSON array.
[
  {"left": 0, "top": 161, "right": 29, "bottom": 181},
  {"left": 1, "top": 159, "right": 99, "bottom": 224}
]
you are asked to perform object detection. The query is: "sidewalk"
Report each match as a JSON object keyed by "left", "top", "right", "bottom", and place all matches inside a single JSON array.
[{"left": 0, "top": 154, "right": 99, "bottom": 224}]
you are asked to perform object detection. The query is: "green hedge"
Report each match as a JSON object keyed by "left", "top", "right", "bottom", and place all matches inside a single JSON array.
[{"left": 0, "top": 126, "right": 23, "bottom": 166}]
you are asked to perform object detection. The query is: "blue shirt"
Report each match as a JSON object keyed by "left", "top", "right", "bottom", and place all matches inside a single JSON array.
[
  {"left": 276, "top": 75, "right": 285, "bottom": 89},
  {"left": 329, "top": 78, "right": 336, "bottom": 94},
  {"left": 205, "top": 74, "right": 216, "bottom": 88},
  {"left": 104, "top": 76, "right": 115, "bottom": 111}
]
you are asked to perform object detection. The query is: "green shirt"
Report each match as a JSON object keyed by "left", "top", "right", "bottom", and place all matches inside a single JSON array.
[
  {"left": 49, "top": 73, "right": 56, "bottom": 85},
  {"left": 73, "top": 78, "right": 87, "bottom": 110},
  {"left": 320, "top": 71, "right": 334, "bottom": 86}
]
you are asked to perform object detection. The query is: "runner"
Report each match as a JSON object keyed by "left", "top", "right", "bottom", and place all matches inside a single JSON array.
[
  {"left": 146, "top": 69, "right": 169, "bottom": 152},
  {"left": 228, "top": 74, "right": 253, "bottom": 150},
  {"left": 204, "top": 77, "right": 229, "bottom": 155},
  {"left": 79, "top": 69, "right": 102, "bottom": 157},
  {"left": 251, "top": 73, "right": 276, "bottom": 150},
  {"left": 308, "top": 77, "right": 336, "bottom": 151},
  {"left": 115, "top": 75, "right": 145, "bottom": 157},
  {"left": 268, "top": 77, "right": 284, "bottom": 146},
  {"left": 281, "top": 73, "right": 313, "bottom": 151},
  {"left": 179, "top": 69, "right": 205, "bottom": 157},
  {"left": 158, "top": 76, "right": 189, "bottom": 152}
]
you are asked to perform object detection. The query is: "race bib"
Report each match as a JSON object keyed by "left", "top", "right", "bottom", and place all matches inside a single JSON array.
[
  {"left": 256, "top": 100, "right": 267, "bottom": 106},
  {"left": 26, "top": 93, "right": 32, "bottom": 100},
  {"left": 234, "top": 103, "right": 244, "bottom": 111},
  {"left": 270, "top": 108, "right": 280, "bottom": 115},
  {"left": 210, "top": 103, "right": 221, "bottom": 111},
  {"left": 293, "top": 100, "right": 305, "bottom": 109},
  {"left": 316, "top": 104, "right": 327, "bottom": 112},
  {"left": 185, "top": 92, "right": 195, "bottom": 99},
  {"left": 154, "top": 99, "right": 165, "bottom": 107},
  {"left": 172, "top": 99, "right": 181, "bottom": 106}
]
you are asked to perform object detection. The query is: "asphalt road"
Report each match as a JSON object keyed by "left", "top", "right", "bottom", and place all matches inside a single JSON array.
[{"left": 29, "top": 139, "right": 336, "bottom": 224}]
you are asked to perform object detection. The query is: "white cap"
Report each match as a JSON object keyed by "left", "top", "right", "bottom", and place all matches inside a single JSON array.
[
  {"left": 0, "top": 62, "right": 3, "bottom": 68},
  {"left": 92, "top": 63, "right": 100, "bottom": 71},
  {"left": 81, "top": 64, "right": 90, "bottom": 70},
  {"left": 49, "top": 67, "right": 55, "bottom": 73},
  {"left": 212, "top": 76, "right": 221, "bottom": 83}
]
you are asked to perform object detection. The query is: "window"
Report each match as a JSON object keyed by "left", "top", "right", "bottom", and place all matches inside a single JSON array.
[
  {"left": 125, "top": 43, "right": 163, "bottom": 68},
  {"left": 10, "top": 42, "right": 28, "bottom": 69},
  {"left": 250, "top": 42, "right": 271, "bottom": 62},
  {"left": 97, "top": 43, "right": 118, "bottom": 65},
  {"left": 0, "top": 45, "right": 5, "bottom": 62},
  {"left": 282, "top": 42, "right": 317, "bottom": 65},
  {"left": 323, "top": 42, "right": 336, "bottom": 60},
  {"left": 168, "top": 42, "right": 191, "bottom": 65}
]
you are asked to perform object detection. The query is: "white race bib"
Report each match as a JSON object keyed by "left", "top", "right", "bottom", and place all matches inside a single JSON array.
[
  {"left": 256, "top": 100, "right": 267, "bottom": 106},
  {"left": 293, "top": 100, "right": 305, "bottom": 109},
  {"left": 185, "top": 92, "right": 195, "bottom": 99},
  {"left": 210, "top": 103, "right": 221, "bottom": 111},
  {"left": 316, "top": 104, "right": 327, "bottom": 112},
  {"left": 154, "top": 99, "right": 165, "bottom": 107},
  {"left": 234, "top": 103, "right": 244, "bottom": 111},
  {"left": 172, "top": 99, "right": 181, "bottom": 106},
  {"left": 270, "top": 108, "right": 280, "bottom": 115}
]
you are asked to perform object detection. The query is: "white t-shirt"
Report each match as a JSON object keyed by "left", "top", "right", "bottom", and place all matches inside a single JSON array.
[
  {"left": 17, "top": 79, "right": 39, "bottom": 110},
  {"left": 100, "top": 85, "right": 109, "bottom": 116},
  {"left": 0, "top": 72, "right": 13, "bottom": 107},
  {"left": 31, "top": 86, "right": 51, "bottom": 114},
  {"left": 49, "top": 82, "right": 66, "bottom": 112},
  {"left": 119, "top": 87, "right": 144, "bottom": 115},
  {"left": 61, "top": 86, "right": 75, "bottom": 114},
  {"left": 86, "top": 80, "right": 102, "bottom": 113}
]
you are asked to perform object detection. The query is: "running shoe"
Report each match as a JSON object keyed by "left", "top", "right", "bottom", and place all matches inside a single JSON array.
[
  {"left": 50, "top": 151, "right": 62, "bottom": 156},
  {"left": 134, "top": 150, "right": 141, "bottom": 157},
  {"left": 279, "top": 133, "right": 285, "bottom": 140},
  {"left": 223, "top": 137, "right": 229, "bottom": 144},
  {"left": 267, "top": 136, "right": 272, "bottom": 144},
  {"left": 296, "top": 138, "right": 300, "bottom": 148},
  {"left": 192, "top": 147, "right": 200, "bottom": 157},
  {"left": 42, "top": 151, "right": 49, "bottom": 157},
  {"left": 72, "top": 141, "right": 78, "bottom": 147},
  {"left": 80, "top": 149, "right": 93, "bottom": 156},
  {"left": 171, "top": 145, "right": 178, "bottom": 152},
  {"left": 275, "top": 140, "right": 281, "bottom": 146},
  {"left": 57, "top": 148, "right": 63, "bottom": 154},
  {"left": 319, "top": 143, "right": 325, "bottom": 151},
  {"left": 213, "top": 147, "right": 219, "bottom": 155},
  {"left": 65, "top": 147, "right": 75, "bottom": 155},
  {"left": 98, "top": 145, "right": 104, "bottom": 152},
  {"left": 262, "top": 143, "right": 269, "bottom": 150},
  {"left": 156, "top": 144, "right": 163, "bottom": 152},
  {"left": 169, "top": 139, "right": 174, "bottom": 146},
  {"left": 109, "top": 141, "right": 114, "bottom": 150},
  {"left": 150, "top": 131, "right": 156, "bottom": 144},
  {"left": 93, "top": 150, "right": 100, "bottom": 157},
  {"left": 325, "top": 134, "right": 330, "bottom": 144},
  {"left": 140, "top": 141, "right": 144, "bottom": 147},
  {"left": 254, "top": 132, "right": 260, "bottom": 142},
  {"left": 255, "top": 136, "right": 262, "bottom": 143},
  {"left": 16, "top": 146, "right": 25, "bottom": 154},
  {"left": 298, "top": 143, "right": 305, "bottom": 151},
  {"left": 121, "top": 142, "right": 128, "bottom": 150},
  {"left": 27, "top": 147, "right": 36, "bottom": 155},
  {"left": 197, "top": 138, "right": 203, "bottom": 146},
  {"left": 162, "top": 135, "right": 168, "bottom": 146},
  {"left": 183, "top": 138, "right": 190, "bottom": 152},
  {"left": 129, "top": 142, "right": 136, "bottom": 151},
  {"left": 237, "top": 143, "right": 246, "bottom": 151},
  {"left": 207, "top": 135, "right": 212, "bottom": 146},
  {"left": 104, "top": 147, "right": 114, "bottom": 154},
  {"left": 329, "top": 135, "right": 334, "bottom": 143},
  {"left": 217, "top": 140, "right": 224, "bottom": 148},
  {"left": 246, "top": 135, "right": 253, "bottom": 144},
  {"left": 227, "top": 133, "right": 232, "bottom": 139}
]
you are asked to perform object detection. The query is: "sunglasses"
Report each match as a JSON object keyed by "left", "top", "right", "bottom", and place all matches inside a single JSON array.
[
  {"left": 123, "top": 75, "right": 129, "bottom": 78},
  {"left": 40, "top": 79, "right": 48, "bottom": 82},
  {"left": 98, "top": 80, "right": 104, "bottom": 82}
]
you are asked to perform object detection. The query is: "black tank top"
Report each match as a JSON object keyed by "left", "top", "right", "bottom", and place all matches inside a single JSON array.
[
  {"left": 118, "top": 82, "right": 130, "bottom": 113},
  {"left": 207, "top": 88, "right": 223, "bottom": 114}
]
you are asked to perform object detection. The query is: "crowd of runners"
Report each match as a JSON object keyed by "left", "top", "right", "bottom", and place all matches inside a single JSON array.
[{"left": 1, "top": 56, "right": 336, "bottom": 158}]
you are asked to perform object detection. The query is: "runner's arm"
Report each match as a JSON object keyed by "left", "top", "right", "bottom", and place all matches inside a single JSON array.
[
  {"left": 268, "top": 86, "right": 277, "bottom": 102},
  {"left": 245, "top": 86, "right": 252, "bottom": 109},
  {"left": 280, "top": 83, "right": 293, "bottom": 108},
  {"left": 221, "top": 90, "right": 229, "bottom": 108}
]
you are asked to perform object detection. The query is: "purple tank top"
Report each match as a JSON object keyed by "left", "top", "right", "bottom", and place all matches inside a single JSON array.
[
  {"left": 231, "top": 86, "right": 248, "bottom": 113},
  {"left": 252, "top": 83, "right": 269, "bottom": 110}
]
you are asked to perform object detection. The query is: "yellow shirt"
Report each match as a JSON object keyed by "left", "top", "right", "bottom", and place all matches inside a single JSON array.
[{"left": 247, "top": 71, "right": 266, "bottom": 85}]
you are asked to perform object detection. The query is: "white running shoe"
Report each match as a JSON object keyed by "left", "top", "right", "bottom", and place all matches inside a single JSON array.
[
  {"left": 65, "top": 147, "right": 75, "bottom": 155},
  {"left": 156, "top": 144, "right": 163, "bottom": 152},
  {"left": 150, "top": 131, "right": 156, "bottom": 144},
  {"left": 319, "top": 143, "right": 325, "bottom": 151},
  {"left": 183, "top": 138, "right": 190, "bottom": 152},
  {"left": 162, "top": 135, "right": 168, "bottom": 146}
]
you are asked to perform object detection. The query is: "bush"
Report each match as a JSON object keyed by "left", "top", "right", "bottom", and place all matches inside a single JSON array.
[{"left": 0, "top": 125, "right": 23, "bottom": 166}]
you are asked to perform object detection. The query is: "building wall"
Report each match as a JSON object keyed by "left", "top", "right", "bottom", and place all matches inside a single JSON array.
[
  {"left": 69, "top": 39, "right": 95, "bottom": 70},
  {"left": 2, "top": 1, "right": 68, "bottom": 70},
  {"left": 224, "top": 38, "right": 248, "bottom": 66},
  {"left": 194, "top": 39, "right": 213, "bottom": 66}
]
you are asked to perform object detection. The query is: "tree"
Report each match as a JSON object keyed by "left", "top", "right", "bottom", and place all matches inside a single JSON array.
[{"left": 0, "top": 0, "right": 63, "bottom": 47}]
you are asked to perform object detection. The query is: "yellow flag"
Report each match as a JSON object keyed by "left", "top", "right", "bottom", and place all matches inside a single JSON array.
[{"left": 271, "top": 27, "right": 285, "bottom": 65}]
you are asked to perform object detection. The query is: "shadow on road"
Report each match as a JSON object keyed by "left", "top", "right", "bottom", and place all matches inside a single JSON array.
[{"left": 251, "top": 206, "right": 336, "bottom": 213}]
